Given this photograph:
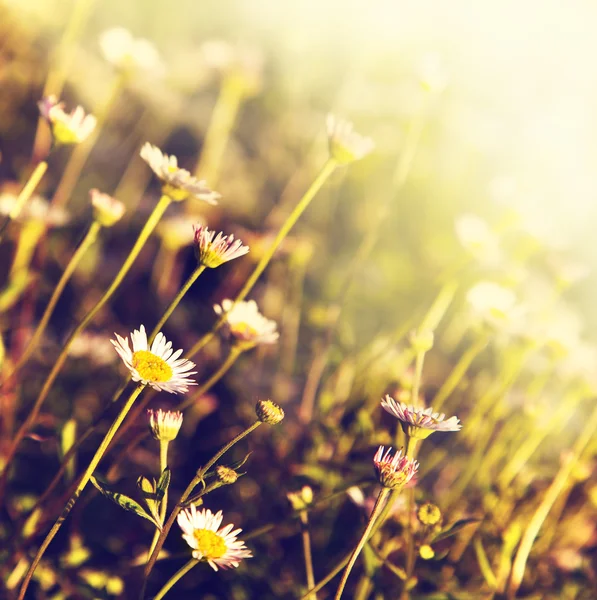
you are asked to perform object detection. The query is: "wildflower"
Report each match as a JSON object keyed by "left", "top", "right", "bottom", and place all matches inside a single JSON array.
[
  {"left": 418, "top": 502, "right": 441, "bottom": 526},
  {"left": 287, "top": 486, "right": 313, "bottom": 511},
  {"left": 255, "top": 399, "right": 284, "bottom": 425},
  {"left": 409, "top": 329, "right": 434, "bottom": 353},
  {"left": 373, "top": 446, "right": 419, "bottom": 490},
  {"left": 147, "top": 408, "right": 183, "bottom": 441},
  {"left": 326, "top": 114, "right": 374, "bottom": 164},
  {"left": 111, "top": 325, "right": 196, "bottom": 393},
  {"left": 193, "top": 225, "right": 249, "bottom": 268},
  {"left": 99, "top": 27, "right": 163, "bottom": 73},
  {"left": 140, "top": 143, "right": 220, "bottom": 203},
  {"left": 90, "top": 189, "right": 125, "bottom": 227},
  {"left": 466, "top": 281, "right": 517, "bottom": 324},
  {"left": 381, "top": 395, "right": 461, "bottom": 440},
  {"left": 0, "top": 192, "right": 68, "bottom": 227},
  {"left": 177, "top": 505, "right": 252, "bottom": 571},
  {"left": 215, "top": 466, "right": 239, "bottom": 485},
  {"left": 38, "top": 95, "right": 97, "bottom": 145},
  {"left": 214, "top": 299, "right": 279, "bottom": 347}
]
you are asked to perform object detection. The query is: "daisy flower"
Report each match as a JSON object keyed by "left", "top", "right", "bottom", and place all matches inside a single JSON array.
[
  {"left": 111, "top": 325, "right": 196, "bottom": 393},
  {"left": 38, "top": 95, "right": 97, "bottom": 146},
  {"left": 99, "top": 27, "right": 163, "bottom": 73},
  {"left": 147, "top": 408, "right": 183, "bottom": 441},
  {"left": 193, "top": 224, "right": 249, "bottom": 268},
  {"left": 381, "top": 395, "right": 462, "bottom": 440},
  {"left": 90, "top": 189, "right": 125, "bottom": 227},
  {"left": 326, "top": 114, "right": 374, "bottom": 164},
  {"left": 177, "top": 505, "right": 252, "bottom": 571},
  {"left": 140, "top": 143, "right": 220, "bottom": 204},
  {"left": 214, "top": 299, "right": 279, "bottom": 347},
  {"left": 373, "top": 446, "right": 419, "bottom": 490}
]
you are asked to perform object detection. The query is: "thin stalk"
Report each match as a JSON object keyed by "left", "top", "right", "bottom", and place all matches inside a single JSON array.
[
  {"left": 142, "top": 421, "right": 262, "bottom": 584},
  {"left": 17, "top": 382, "right": 146, "bottom": 600},
  {"left": 148, "top": 440, "right": 170, "bottom": 560},
  {"left": 0, "top": 161, "right": 48, "bottom": 241},
  {"left": 507, "top": 400, "right": 597, "bottom": 598},
  {"left": 186, "top": 158, "right": 338, "bottom": 357},
  {"left": 300, "top": 510, "right": 317, "bottom": 599},
  {"left": 153, "top": 559, "right": 199, "bottom": 600},
  {"left": 334, "top": 487, "right": 391, "bottom": 600},
  {"left": 7, "top": 220, "right": 102, "bottom": 376},
  {"left": 299, "top": 551, "right": 352, "bottom": 599},
  {"left": 0, "top": 195, "right": 172, "bottom": 494},
  {"left": 149, "top": 265, "right": 206, "bottom": 342}
]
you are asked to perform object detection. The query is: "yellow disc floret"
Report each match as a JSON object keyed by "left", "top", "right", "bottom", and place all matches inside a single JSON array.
[
  {"left": 194, "top": 529, "right": 227, "bottom": 559},
  {"left": 132, "top": 350, "right": 173, "bottom": 382}
]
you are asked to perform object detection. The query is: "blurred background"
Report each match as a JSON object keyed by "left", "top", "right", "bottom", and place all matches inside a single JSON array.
[{"left": 1, "top": 0, "right": 597, "bottom": 598}]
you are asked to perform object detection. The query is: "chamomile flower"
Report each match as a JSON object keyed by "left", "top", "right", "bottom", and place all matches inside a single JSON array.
[
  {"left": 193, "top": 225, "right": 249, "bottom": 268},
  {"left": 381, "top": 395, "right": 462, "bottom": 440},
  {"left": 177, "top": 505, "right": 252, "bottom": 571},
  {"left": 140, "top": 143, "right": 220, "bottom": 203},
  {"left": 373, "top": 446, "right": 419, "bottom": 489},
  {"left": 38, "top": 96, "right": 97, "bottom": 146},
  {"left": 99, "top": 27, "right": 163, "bottom": 74},
  {"left": 147, "top": 408, "right": 183, "bottom": 441},
  {"left": 326, "top": 114, "right": 374, "bottom": 164},
  {"left": 214, "top": 299, "right": 279, "bottom": 347},
  {"left": 111, "top": 325, "right": 196, "bottom": 394},
  {"left": 90, "top": 189, "right": 125, "bottom": 227}
]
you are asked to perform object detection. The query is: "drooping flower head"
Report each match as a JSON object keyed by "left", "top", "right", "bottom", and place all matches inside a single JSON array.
[
  {"left": 193, "top": 225, "right": 249, "bottom": 268},
  {"left": 38, "top": 96, "right": 97, "bottom": 146},
  {"left": 373, "top": 446, "right": 419, "bottom": 489},
  {"left": 177, "top": 505, "right": 252, "bottom": 571},
  {"left": 140, "top": 143, "right": 220, "bottom": 203},
  {"left": 111, "top": 325, "right": 196, "bottom": 393},
  {"left": 99, "top": 27, "right": 163, "bottom": 74},
  {"left": 326, "top": 114, "right": 374, "bottom": 164},
  {"left": 381, "top": 395, "right": 462, "bottom": 440},
  {"left": 214, "top": 299, "right": 279, "bottom": 348},
  {"left": 90, "top": 189, "right": 125, "bottom": 227},
  {"left": 147, "top": 408, "right": 183, "bottom": 441}
]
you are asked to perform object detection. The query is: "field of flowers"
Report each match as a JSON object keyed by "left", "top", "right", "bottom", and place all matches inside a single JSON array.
[{"left": 1, "top": 1, "right": 596, "bottom": 599}]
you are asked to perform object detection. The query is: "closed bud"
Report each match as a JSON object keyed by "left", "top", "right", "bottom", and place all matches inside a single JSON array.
[
  {"left": 255, "top": 399, "right": 284, "bottom": 425},
  {"left": 216, "top": 466, "right": 238, "bottom": 485}
]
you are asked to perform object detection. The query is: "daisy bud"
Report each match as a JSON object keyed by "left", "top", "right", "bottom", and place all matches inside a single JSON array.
[
  {"left": 419, "top": 545, "right": 435, "bottom": 560},
  {"left": 255, "top": 399, "right": 284, "bottom": 425},
  {"left": 193, "top": 224, "right": 249, "bottom": 268},
  {"left": 147, "top": 408, "right": 183, "bottom": 442},
  {"left": 326, "top": 114, "right": 374, "bottom": 164},
  {"left": 90, "top": 189, "right": 125, "bottom": 227},
  {"left": 216, "top": 466, "right": 238, "bottom": 485},
  {"left": 409, "top": 329, "right": 434, "bottom": 353},
  {"left": 373, "top": 446, "right": 419, "bottom": 490},
  {"left": 418, "top": 502, "right": 441, "bottom": 526},
  {"left": 287, "top": 486, "right": 314, "bottom": 511}
]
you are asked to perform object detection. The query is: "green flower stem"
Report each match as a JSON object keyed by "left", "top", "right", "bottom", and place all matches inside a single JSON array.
[
  {"left": 17, "top": 382, "right": 146, "bottom": 600},
  {"left": 142, "top": 421, "right": 262, "bottom": 585},
  {"left": 0, "top": 194, "right": 172, "bottom": 494},
  {"left": 147, "top": 439, "right": 170, "bottom": 560},
  {"left": 300, "top": 510, "right": 317, "bottom": 600},
  {"left": 299, "top": 551, "right": 352, "bottom": 600},
  {"left": 185, "top": 158, "right": 338, "bottom": 358},
  {"left": 8, "top": 220, "right": 103, "bottom": 377},
  {"left": 334, "top": 487, "right": 391, "bottom": 600},
  {"left": 507, "top": 400, "right": 597, "bottom": 599},
  {"left": 431, "top": 333, "right": 489, "bottom": 412},
  {"left": 153, "top": 559, "right": 199, "bottom": 600},
  {"left": 149, "top": 265, "right": 206, "bottom": 342},
  {"left": 0, "top": 161, "right": 48, "bottom": 241}
]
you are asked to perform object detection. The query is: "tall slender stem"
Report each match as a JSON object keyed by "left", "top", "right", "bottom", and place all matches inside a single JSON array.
[
  {"left": 7, "top": 221, "right": 102, "bottom": 377},
  {"left": 149, "top": 265, "right": 206, "bottom": 342},
  {"left": 0, "top": 195, "right": 172, "bottom": 494},
  {"left": 142, "top": 421, "right": 262, "bottom": 586},
  {"left": 147, "top": 440, "right": 170, "bottom": 560},
  {"left": 334, "top": 487, "right": 390, "bottom": 600},
  {"left": 186, "top": 158, "right": 337, "bottom": 357},
  {"left": 17, "top": 382, "right": 146, "bottom": 600},
  {"left": 153, "top": 559, "right": 199, "bottom": 600},
  {"left": 0, "top": 161, "right": 48, "bottom": 241},
  {"left": 300, "top": 510, "right": 317, "bottom": 599}
]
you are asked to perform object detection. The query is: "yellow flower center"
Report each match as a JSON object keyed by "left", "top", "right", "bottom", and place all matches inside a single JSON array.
[
  {"left": 132, "top": 350, "right": 172, "bottom": 382},
  {"left": 193, "top": 529, "right": 227, "bottom": 559},
  {"left": 231, "top": 321, "right": 259, "bottom": 341}
]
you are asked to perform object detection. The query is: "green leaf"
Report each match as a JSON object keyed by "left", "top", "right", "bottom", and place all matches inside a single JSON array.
[
  {"left": 90, "top": 476, "right": 160, "bottom": 528},
  {"left": 431, "top": 518, "right": 480, "bottom": 542},
  {"left": 156, "top": 468, "right": 171, "bottom": 501},
  {"left": 137, "top": 476, "right": 161, "bottom": 524}
]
